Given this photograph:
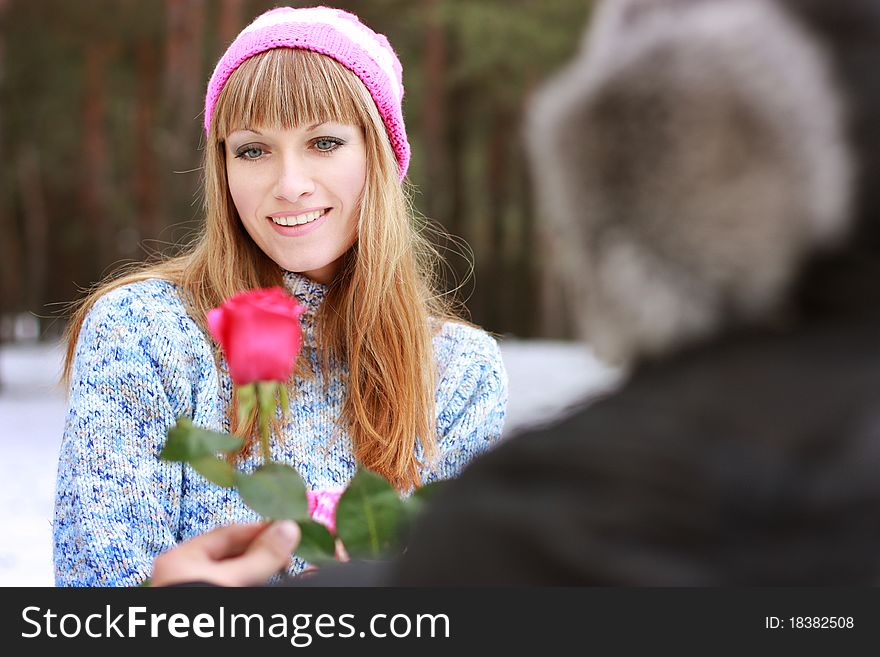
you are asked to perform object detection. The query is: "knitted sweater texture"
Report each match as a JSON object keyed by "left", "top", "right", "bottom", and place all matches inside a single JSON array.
[{"left": 53, "top": 271, "right": 508, "bottom": 586}]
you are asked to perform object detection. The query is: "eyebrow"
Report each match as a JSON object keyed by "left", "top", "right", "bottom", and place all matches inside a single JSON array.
[
  {"left": 230, "top": 121, "right": 329, "bottom": 136},
  {"left": 229, "top": 128, "right": 262, "bottom": 137}
]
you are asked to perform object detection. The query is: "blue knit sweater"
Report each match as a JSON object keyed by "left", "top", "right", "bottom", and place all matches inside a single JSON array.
[{"left": 53, "top": 271, "right": 508, "bottom": 586}]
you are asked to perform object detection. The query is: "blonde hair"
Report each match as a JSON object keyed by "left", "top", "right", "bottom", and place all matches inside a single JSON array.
[{"left": 62, "top": 48, "right": 465, "bottom": 491}]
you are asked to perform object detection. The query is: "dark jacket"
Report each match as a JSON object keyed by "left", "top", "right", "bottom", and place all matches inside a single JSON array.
[{"left": 392, "top": 309, "right": 880, "bottom": 585}]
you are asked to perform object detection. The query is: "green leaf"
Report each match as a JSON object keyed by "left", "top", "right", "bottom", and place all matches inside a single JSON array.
[
  {"left": 294, "top": 520, "right": 337, "bottom": 566},
  {"left": 235, "top": 463, "right": 309, "bottom": 520},
  {"left": 190, "top": 455, "right": 237, "bottom": 488},
  {"left": 335, "top": 468, "right": 406, "bottom": 560},
  {"left": 159, "top": 418, "right": 243, "bottom": 462}
]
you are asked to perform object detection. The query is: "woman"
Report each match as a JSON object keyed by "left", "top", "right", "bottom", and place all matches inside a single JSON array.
[
  {"left": 152, "top": 0, "right": 880, "bottom": 590},
  {"left": 53, "top": 6, "right": 508, "bottom": 587}
]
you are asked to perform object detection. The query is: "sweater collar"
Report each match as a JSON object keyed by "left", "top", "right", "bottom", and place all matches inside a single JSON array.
[{"left": 282, "top": 270, "right": 328, "bottom": 315}]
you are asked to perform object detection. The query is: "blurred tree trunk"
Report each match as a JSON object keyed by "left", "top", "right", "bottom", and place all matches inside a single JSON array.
[
  {"left": 0, "top": 0, "right": 20, "bottom": 324},
  {"left": 446, "top": 88, "right": 470, "bottom": 308},
  {"left": 446, "top": 82, "right": 467, "bottom": 244},
  {"left": 163, "top": 0, "right": 205, "bottom": 240},
  {"left": 164, "top": 0, "right": 205, "bottom": 135},
  {"left": 482, "top": 109, "right": 512, "bottom": 332},
  {"left": 135, "top": 38, "right": 160, "bottom": 245},
  {"left": 17, "top": 145, "right": 49, "bottom": 326},
  {"left": 421, "top": 0, "right": 451, "bottom": 229},
  {"left": 423, "top": 0, "right": 475, "bottom": 310},
  {"left": 513, "top": 145, "right": 537, "bottom": 337},
  {"left": 217, "top": 0, "right": 245, "bottom": 47},
  {"left": 0, "top": 0, "right": 13, "bottom": 389},
  {"left": 516, "top": 73, "right": 540, "bottom": 338},
  {"left": 81, "top": 41, "right": 113, "bottom": 271}
]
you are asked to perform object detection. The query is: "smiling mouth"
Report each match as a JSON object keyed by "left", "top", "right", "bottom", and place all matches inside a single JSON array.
[{"left": 269, "top": 209, "right": 328, "bottom": 227}]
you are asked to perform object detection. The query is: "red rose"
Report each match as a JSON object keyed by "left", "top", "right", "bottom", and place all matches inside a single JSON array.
[{"left": 207, "top": 287, "right": 306, "bottom": 384}]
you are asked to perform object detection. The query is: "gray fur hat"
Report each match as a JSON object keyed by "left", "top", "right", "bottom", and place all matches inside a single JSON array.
[{"left": 527, "top": 0, "right": 855, "bottom": 364}]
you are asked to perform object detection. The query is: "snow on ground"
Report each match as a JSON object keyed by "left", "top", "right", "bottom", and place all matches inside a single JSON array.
[
  {"left": 0, "top": 338, "right": 621, "bottom": 586},
  {"left": 0, "top": 341, "right": 68, "bottom": 586}
]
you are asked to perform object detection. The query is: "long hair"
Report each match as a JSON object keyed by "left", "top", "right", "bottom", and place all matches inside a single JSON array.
[{"left": 62, "top": 48, "right": 465, "bottom": 491}]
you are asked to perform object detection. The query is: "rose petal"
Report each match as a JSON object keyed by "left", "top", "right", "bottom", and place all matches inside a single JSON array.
[
  {"left": 307, "top": 489, "right": 344, "bottom": 534},
  {"left": 208, "top": 288, "right": 306, "bottom": 385}
]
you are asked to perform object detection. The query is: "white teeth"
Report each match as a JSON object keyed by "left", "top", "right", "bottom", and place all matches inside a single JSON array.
[{"left": 271, "top": 209, "right": 325, "bottom": 226}]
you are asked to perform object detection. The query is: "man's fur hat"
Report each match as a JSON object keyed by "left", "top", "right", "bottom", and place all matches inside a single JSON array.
[{"left": 527, "top": 0, "right": 856, "bottom": 364}]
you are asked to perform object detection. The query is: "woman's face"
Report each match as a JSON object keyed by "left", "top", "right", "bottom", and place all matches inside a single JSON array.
[{"left": 225, "top": 122, "right": 367, "bottom": 284}]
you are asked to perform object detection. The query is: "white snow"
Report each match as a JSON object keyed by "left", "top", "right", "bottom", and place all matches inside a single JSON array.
[
  {"left": 0, "top": 338, "right": 621, "bottom": 586},
  {"left": 0, "top": 341, "right": 68, "bottom": 586}
]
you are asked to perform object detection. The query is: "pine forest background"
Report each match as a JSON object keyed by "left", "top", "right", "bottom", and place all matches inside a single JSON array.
[{"left": 0, "top": 0, "right": 593, "bottom": 343}]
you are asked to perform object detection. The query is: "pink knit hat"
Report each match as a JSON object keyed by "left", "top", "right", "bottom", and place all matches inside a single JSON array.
[{"left": 204, "top": 6, "right": 410, "bottom": 179}]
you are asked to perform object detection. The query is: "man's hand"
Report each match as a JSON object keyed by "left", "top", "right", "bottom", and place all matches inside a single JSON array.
[{"left": 151, "top": 521, "right": 301, "bottom": 587}]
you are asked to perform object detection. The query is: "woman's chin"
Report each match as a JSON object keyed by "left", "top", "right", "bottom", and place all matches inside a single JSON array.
[{"left": 280, "top": 262, "right": 337, "bottom": 286}]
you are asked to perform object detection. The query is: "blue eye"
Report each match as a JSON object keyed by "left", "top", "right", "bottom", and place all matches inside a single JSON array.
[
  {"left": 235, "top": 145, "right": 264, "bottom": 160},
  {"left": 314, "top": 137, "right": 343, "bottom": 152}
]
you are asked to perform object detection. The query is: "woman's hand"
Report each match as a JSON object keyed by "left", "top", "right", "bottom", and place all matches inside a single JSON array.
[{"left": 151, "top": 521, "right": 300, "bottom": 587}]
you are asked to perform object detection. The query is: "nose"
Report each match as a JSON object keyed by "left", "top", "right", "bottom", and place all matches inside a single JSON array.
[{"left": 272, "top": 152, "right": 315, "bottom": 202}]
